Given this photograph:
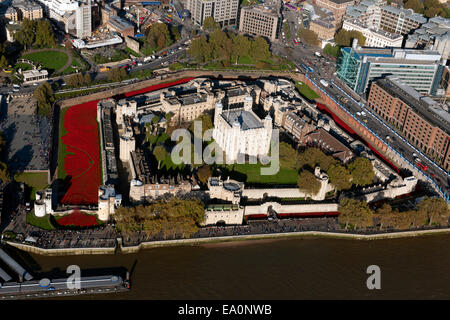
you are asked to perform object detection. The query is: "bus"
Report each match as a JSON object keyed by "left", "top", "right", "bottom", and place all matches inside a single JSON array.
[{"left": 416, "top": 161, "right": 428, "bottom": 171}]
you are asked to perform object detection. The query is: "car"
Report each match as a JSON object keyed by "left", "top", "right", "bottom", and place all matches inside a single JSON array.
[
  {"left": 361, "top": 111, "right": 366, "bottom": 116},
  {"left": 386, "top": 135, "right": 390, "bottom": 140},
  {"left": 12, "top": 88, "right": 19, "bottom": 92},
  {"left": 356, "top": 112, "right": 361, "bottom": 116},
  {"left": 415, "top": 157, "right": 422, "bottom": 163},
  {"left": 412, "top": 153, "right": 418, "bottom": 157}
]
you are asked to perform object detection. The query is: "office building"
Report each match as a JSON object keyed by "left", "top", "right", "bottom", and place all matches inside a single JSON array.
[
  {"left": 238, "top": 4, "right": 280, "bottom": 42},
  {"left": 367, "top": 76, "right": 450, "bottom": 171},
  {"left": 405, "top": 16, "right": 450, "bottom": 60},
  {"left": 343, "top": 18, "right": 403, "bottom": 48},
  {"left": 314, "top": 0, "right": 356, "bottom": 25},
  {"left": 336, "top": 40, "right": 446, "bottom": 95},
  {"left": 76, "top": 0, "right": 91, "bottom": 39},
  {"left": 186, "top": 0, "right": 239, "bottom": 28}
]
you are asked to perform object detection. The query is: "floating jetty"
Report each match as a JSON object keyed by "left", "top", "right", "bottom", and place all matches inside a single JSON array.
[
  {"left": 0, "top": 246, "right": 130, "bottom": 299},
  {"left": 0, "top": 275, "right": 130, "bottom": 300}
]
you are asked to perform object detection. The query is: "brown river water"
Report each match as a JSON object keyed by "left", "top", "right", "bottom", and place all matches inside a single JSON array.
[{"left": 10, "top": 235, "right": 450, "bottom": 299}]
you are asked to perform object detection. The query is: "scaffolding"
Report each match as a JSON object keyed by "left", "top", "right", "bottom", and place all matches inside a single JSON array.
[{"left": 336, "top": 48, "right": 361, "bottom": 92}]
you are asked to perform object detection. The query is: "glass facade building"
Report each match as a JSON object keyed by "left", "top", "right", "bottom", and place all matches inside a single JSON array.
[{"left": 337, "top": 46, "right": 446, "bottom": 95}]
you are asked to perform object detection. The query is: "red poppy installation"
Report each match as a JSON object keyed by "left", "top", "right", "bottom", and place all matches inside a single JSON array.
[
  {"left": 59, "top": 78, "right": 195, "bottom": 206},
  {"left": 56, "top": 209, "right": 99, "bottom": 227},
  {"left": 61, "top": 99, "right": 101, "bottom": 205}
]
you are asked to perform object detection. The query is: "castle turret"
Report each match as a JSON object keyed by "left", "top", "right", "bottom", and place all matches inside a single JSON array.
[{"left": 244, "top": 95, "right": 253, "bottom": 111}]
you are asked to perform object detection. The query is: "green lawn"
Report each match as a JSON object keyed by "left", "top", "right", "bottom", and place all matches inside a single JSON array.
[
  {"left": 14, "top": 172, "right": 49, "bottom": 201},
  {"left": 15, "top": 63, "right": 32, "bottom": 71},
  {"left": 57, "top": 107, "right": 72, "bottom": 179},
  {"left": 219, "top": 163, "right": 298, "bottom": 185},
  {"left": 295, "top": 81, "right": 320, "bottom": 101},
  {"left": 22, "top": 50, "right": 69, "bottom": 73},
  {"left": 26, "top": 212, "right": 55, "bottom": 230}
]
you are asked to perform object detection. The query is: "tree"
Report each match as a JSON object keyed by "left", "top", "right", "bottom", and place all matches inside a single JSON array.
[
  {"left": 189, "top": 113, "right": 213, "bottom": 138},
  {"left": 323, "top": 44, "right": 340, "bottom": 57},
  {"left": 114, "top": 198, "right": 205, "bottom": 238},
  {"left": 338, "top": 198, "right": 373, "bottom": 229},
  {"left": 0, "top": 162, "right": 9, "bottom": 183},
  {"left": 34, "top": 19, "right": 55, "bottom": 48},
  {"left": 297, "top": 170, "right": 321, "bottom": 196},
  {"left": 0, "top": 55, "right": 7, "bottom": 69},
  {"left": 328, "top": 164, "right": 352, "bottom": 191},
  {"left": 297, "top": 148, "right": 338, "bottom": 172},
  {"left": 15, "top": 19, "right": 36, "bottom": 50},
  {"left": 334, "top": 29, "right": 366, "bottom": 47},
  {"left": 251, "top": 36, "right": 270, "bottom": 61},
  {"left": 107, "top": 67, "right": 127, "bottom": 82},
  {"left": 417, "top": 197, "right": 450, "bottom": 226},
  {"left": 424, "top": 6, "right": 442, "bottom": 17},
  {"left": 33, "top": 82, "right": 54, "bottom": 117},
  {"left": 279, "top": 142, "right": 298, "bottom": 170},
  {"left": 231, "top": 34, "right": 251, "bottom": 64},
  {"left": 197, "top": 165, "right": 212, "bottom": 184},
  {"left": 404, "top": 0, "right": 424, "bottom": 13},
  {"left": 298, "top": 28, "right": 319, "bottom": 46},
  {"left": 0, "top": 131, "right": 5, "bottom": 154},
  {"left": 153, "top": 145, "right": 168, "bottom": 170},
  {"left": 188, "top": 35, "right": 210, "bottom": 63},
  {"left": 145, "top": 23, "right": 173, "bottom": 52},
  {"left": 202, "top": 16, "right": 220, "bottom": 31},
  {"left": 348, "top": 157, "right": 374, "bottom": 186}
]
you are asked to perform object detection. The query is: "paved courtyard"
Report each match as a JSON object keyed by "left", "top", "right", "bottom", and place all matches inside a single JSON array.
[{"left": 0, "top": 96, "right": 50, "bottom": 172}]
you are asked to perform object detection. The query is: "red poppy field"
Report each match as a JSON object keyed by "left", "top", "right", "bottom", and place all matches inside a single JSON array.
[
  {"left": 58, "top": 78, "right": 194, "bottom": 206},
  {"left": 55, "top": 209, "right": 99, "bottom": 227}
]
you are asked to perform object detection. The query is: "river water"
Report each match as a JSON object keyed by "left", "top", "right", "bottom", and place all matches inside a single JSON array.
[{"left": 15, "top": 235, "right": 450, "bottom": 299}]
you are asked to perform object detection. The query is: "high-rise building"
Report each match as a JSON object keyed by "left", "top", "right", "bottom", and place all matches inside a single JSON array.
[
  {"left": 76, "top": 0, "right": 91, "bottom": 39},
  {"left": 367, "top": 76, "right": 450, "bottom": 171},
  {"left": 238, "top": 4, "right": 280, "bottom": 42},
  {"left": 186, "top": 0, "right": 239, "bottom": 28},
  {"left": 336, "top": 40, "right": 446, "bottom": 95}
]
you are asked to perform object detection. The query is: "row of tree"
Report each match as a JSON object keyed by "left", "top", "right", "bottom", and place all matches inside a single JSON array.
[
  {"left": 15, "top": 18, "right": 56, "bottom": 50},
  {"left": 0, "top": 132, "right": 9, "bottom": 183},
  {"left": 188, "top": 31, "right": 270, "bottom": 66},
  {"left": 113, "top": 198, "right": 205, "bottom": 239},
  {"left": 404, "top": 0, "right": 450, "bottom": 18},
  {"left": 143, "top": 23, "right": 179, "bottom": 54},
  {"left": 298, "top": 28, "right": 319, "bottom": 46},
  {"left": 338, "top": 197, "right": 450, "bottom": 230},
  {"left": 33, "top": 82, "right": 54, "bottom": 117},
  {"left": 66, "top": 72, "right": 92, "bottom": 88},
  {"left": 294, "top": 147, "right": 375, "bottom": 195}
]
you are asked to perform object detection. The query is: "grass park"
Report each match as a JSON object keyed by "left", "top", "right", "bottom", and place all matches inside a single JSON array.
[
  {"left": 14, "top": 171, "right": 49, "bottom": 201},
  {"left": 22, "top": 50, "right": 68, "bottom": 74},
  {"left": 295, "top": 81, "right": 320, "bottom": 101}
]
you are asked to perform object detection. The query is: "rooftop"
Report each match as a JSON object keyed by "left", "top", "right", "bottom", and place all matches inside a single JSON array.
[
  {"left": 221, "top": 109, "right": 265, "bottom": 130},
  {"left": 375, "top": 76, "right": 450, "bottom": 135}
]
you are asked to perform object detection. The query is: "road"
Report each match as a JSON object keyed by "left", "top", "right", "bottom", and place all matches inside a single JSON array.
[{"left": 272, "top": 37, "right": 449, "bottom": 197}]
